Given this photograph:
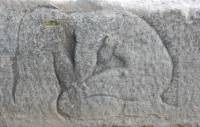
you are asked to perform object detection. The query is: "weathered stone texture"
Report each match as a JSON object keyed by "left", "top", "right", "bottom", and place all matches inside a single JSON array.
[{"left": 0, "top": 0, "right": 200, "bottom": 127}]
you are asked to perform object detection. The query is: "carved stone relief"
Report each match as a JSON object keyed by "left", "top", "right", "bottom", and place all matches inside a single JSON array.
[
  {"left": 14, "top": 7, "right": 173, "bottom": 120},
  {"left": 1, "top": 0, "right": 200, "bottom": 126}
]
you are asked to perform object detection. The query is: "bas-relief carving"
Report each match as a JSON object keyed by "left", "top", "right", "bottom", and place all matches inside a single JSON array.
[
  {"left": 14, "top": 7, "right": 173, "bottom": 120},
  {"left": 144, "top": 11, "right": 200, "bottom": 119}
]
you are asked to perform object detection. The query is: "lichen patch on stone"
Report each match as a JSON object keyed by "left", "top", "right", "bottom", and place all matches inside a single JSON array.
[{"left": 43, "top": 20, "right": 59, "bottom": 26}]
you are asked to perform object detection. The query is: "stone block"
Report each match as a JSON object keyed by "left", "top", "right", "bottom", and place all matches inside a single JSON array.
[{"left": 0, "top": 0, "right": 200, "bottom": 126}]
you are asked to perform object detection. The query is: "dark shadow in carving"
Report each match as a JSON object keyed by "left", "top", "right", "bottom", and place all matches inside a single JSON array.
[
  {"left": 12, "top": 53, "right": 19, "bottom": 102},
  {"left": 12, "top": 14, "right": 23, "bottom": 103}
]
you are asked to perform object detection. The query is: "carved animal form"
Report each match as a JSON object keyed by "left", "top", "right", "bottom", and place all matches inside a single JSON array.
[{"left": 15, "top": 7, "right": 172, "bottom": 120}]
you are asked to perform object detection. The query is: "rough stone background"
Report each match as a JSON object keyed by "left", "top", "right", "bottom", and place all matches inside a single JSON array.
[{"left": 0, "top": 0, "right": 200, "bottom": 127}]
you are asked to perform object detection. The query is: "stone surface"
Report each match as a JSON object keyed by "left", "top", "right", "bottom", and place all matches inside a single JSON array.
[
  {"left": 181, "top": 123, "right": 193, "bottom": 127},
  {"left": 173, "top": 124, "right": 181, "bottom": 127},
  {"left": 0, "top": 0, "right": 200, "bottom": 127},
  {"left": 144, "top": 125, "right": 154, "bottom": 127}
]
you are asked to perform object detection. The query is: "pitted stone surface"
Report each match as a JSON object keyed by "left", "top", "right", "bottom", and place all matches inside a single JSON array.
[
  {"left": 58, "top": 12, "right": 172, "bottom": 119},
  {"left": 0, "top": 0, "right": 200, "bottom": 127}
]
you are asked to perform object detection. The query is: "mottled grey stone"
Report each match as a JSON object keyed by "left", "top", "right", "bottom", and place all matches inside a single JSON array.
[
  {"left": 0, "top": 0, "right": 200, "bottom": 127},
  {"left": 58, "top": 11, "right": 172, "bottom": 120}
]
